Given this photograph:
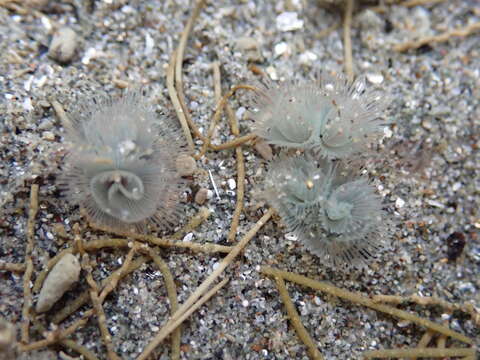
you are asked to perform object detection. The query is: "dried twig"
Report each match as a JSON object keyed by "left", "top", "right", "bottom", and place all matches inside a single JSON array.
[
  {"left": 137, "top": 278, "right": 229, "bottom": 360},
  {"left": 52, "top": 256, "right": 148, "bottom": 324},
  {"left": 372, "top": 294, "right": 480, "bottom": 327},
  {"left": 401, "top": 0, "right": 446, "bottom": 7},
  {"left": 226, "top": 108, "right": 245, "bottom": 243},
  {"left": 98, "top": 244, "right": 137, "bottom": 303},
  {"left": 394, "top": 22, "right": 480, "bottom": 52},
  {"left": 410, "top": 331, "right": 434, "bottom": 360},
  {"left": 0, "top": 261, "right": 26, "bottom": 272},
  {"left": 20, "top": 316, "right": 90, "bottom": 352},
  {"left": 274, "top": 276, "right": 324, "bottom": 360},
  {"left": 138, "top": 208, "right": 274, "bottom": 360},
  {"left": 363, "top": 347, "right": 476, "bottom": 358},
  {"left": 83, "top": 253, "right": 121, "bottom": 360},
  {"left": 316, "top": 22, "right": 340, "bottom": 40},
  {"left": 167, "top": 49, "right": 194, "bottom": 150},
  {"left": 89, "top": 209, "right": 230, "bottom": 254},
  {"left": 210, "top": 133, "right": 256, "bottom": 151},
  {"left": 260, "top": 267, "right": 473, "bottom": 344},
  {"left": 343, "top": 0, "right": 354, "bottom": 82},
  {"left": 169, "top": 207, "right": 212, "bottom": 240},
  {"left": 21, "top": 184, "right": 39, "bottom": 343},
  {"left": 142, "top": 247, "right": 181, "bottom": 360},
  {"left": 60, "top": 339, "right": 100, "bottom": 360},
  {"left": 175, "top": 0, "right": 206, "bottom": 148},
  {"left": 30, "top": 318, "right": 99, "bottom": 360},
  {"left": 196, "top": 84, "right": 257, "bottom": 159},
  {"left": 211, "top": 62, "right": 245, "bottom": 243}
]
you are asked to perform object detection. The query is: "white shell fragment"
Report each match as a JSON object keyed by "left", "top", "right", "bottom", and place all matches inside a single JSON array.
[
  {"left": 36, "top": 253, "right": 81, "bottom": 313},
  {"left": 49, "top": 27, "right": 78, "bottom": 64},
  {"left": 276, "top": 12, "right": 304, "bottom": 32}
]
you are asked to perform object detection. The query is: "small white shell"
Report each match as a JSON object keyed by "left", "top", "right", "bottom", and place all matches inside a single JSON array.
[{"left": 36, "top": 253, "right": 80, "bottom": 313}]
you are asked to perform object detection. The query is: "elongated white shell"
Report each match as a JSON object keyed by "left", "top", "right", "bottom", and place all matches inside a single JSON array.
[{"left": 36, "top": 253, "right": 80, "bottom": 313}]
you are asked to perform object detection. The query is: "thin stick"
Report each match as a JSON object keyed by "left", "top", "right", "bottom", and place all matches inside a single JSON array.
[
  {"left": 174, "top": 0, "right": 206, "bottom": 147},
  {"left": 372, "top": 294, "right": 480, "bottom": 327},
  {"left": 411, "top": 331, "right": 434, "bottom": 360},
  {"left": 167, "top": 49, "right": 194, "bottom": 150},
  {"left": 210, "top": 133, "right": 256, "bottom": 151},
  {"left": 260, "top": 267, "right": 473, "bottom": 345},
  {"left": 225, "top": 95, "right": 245, "bottom": 243},
  {"left": 34, "top": 239, "right": 136, "bottom": 295},
  {"left": 0, "top": 261, "right": 26, "bottom": 272},
  {"left": 168, "top": 207, "right": 211, "bottom": 241},
  {"left": 83, "top": 254, "right": 121, "bottom": 360},
  {"left": 401, "top": 0, "right": 446, "bottom": 7},
  {"left": 343, "top": 0, "right": 354, "bottom": 82},
  {"left": 136, "top": 278, "right": 229, "bottom": 360},
  {"left": 98, "top": 244, "right": 137, "bottom": 303},
  {"left": 20, "top": 316, "right": 90, "bottom": 352},
  {"left": 210, "top": 61, "right": 245, "bottom": 243},
  {"left": 316, "top": 22, "right": 340, "bottom": 40},
  {"left": 21, "top": 183, "right": 39, "bottom": 343},
  {"left": 138, "top": 209, "right": 274, "bottom": 360},
  {"left": 363, "top": 347, "right": 476, "bottom": 358},
  {"left": 212, "top": 61, "right": 222, "bottom": 102},
  {"left": 143, "top": 247, "right": 181, "bottom": 360},
  {"left": 395, "top": 22, "right": 480, "bottom": 52},
  {"left": 227, "top": 145, "right": 245, "bottom": 242},
  {"left": 436, "top": 319, "right": 448, "bottom": 349},
  {"left": 274, "top": 276, "right": 324, "bottom": 360},
  {"left": 30, "top": 318, "right": 100, "bottom": 360},
  {"left": 90, "top": 209, "right": 229, "bottom": 253},
  {"left": 52, "top": 256, "right": 148, "bottom": 324},
  {"left": 60, "top": 339, "right": 100, "bottom": 360},
  {"left": 111, "top": 235, "right": 231, "bottom": 254},
  {"left": 196, "top": 84, "right": 258, "bottom": 159}
]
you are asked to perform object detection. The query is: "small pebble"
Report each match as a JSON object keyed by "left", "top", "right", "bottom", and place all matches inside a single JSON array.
[
  {"left": 235, "top": 37, "right": 259, "bottom": 51},
  {"left": 298, "top": 51, "right": 317, "bottom": 65},
  {"left": 49, "top": 27, "right": 78, "bottom": 64},
  {"left": 266, "top": 66, "right": 278, "bottom": 80},
  {"left": 276, "top": 12, "right": 303, "bottom": 32},
  {"left": 366, "top": 73, "right": 384, "bottom": 85},
  {"left": 195, "top": 188, "right": 209, "bottom": 205},
  {"left": 234, "top": 37, "right": 262, "bottom": 62},
  {"left": 42, "top": 131, "right": 55, "bottom": 141},
  {"left": 274, "top": 42, "right": 289, "bottom": 57},
  {"left": 395, "top": 197, "right": 405, "bottom": 209},
  {"left": 176, "top": 154, "right": 197, "bottom": 176},
  {"left": 36, "top": 253, "right": 81, "bottom": 313},
  {"left": 227, "top": 178, "right": 236, "bottom": 190}
]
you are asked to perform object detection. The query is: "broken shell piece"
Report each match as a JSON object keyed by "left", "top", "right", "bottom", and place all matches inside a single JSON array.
[
  {"left": 0, "top": 318, "right": 16, "bottom": 358},
  {"left": 36, "top": 253, "right": 80, "bottom": 313},
  {"left": 176, "top": 154, "right": 197, "bottom": 176},
  {"left": 49, "top": 27, "right": 78, "bottom": 64}
]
